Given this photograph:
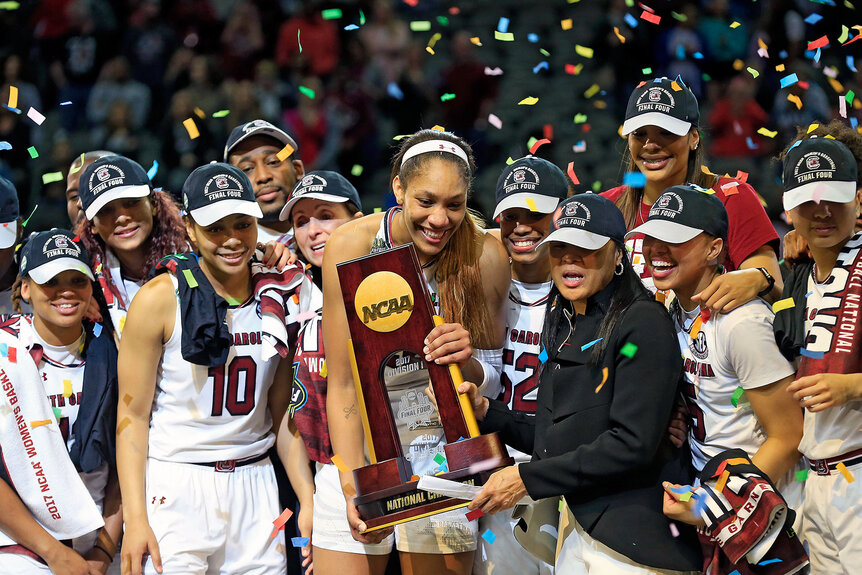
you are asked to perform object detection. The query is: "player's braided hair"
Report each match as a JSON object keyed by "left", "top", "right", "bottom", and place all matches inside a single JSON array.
[{"left": 390, "top": 129, "right": 496, "bottom": 348}]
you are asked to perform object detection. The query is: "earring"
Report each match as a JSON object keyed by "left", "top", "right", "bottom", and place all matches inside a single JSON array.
[{"left": 615, "top": 261, "right": 624, "bottom": 276}]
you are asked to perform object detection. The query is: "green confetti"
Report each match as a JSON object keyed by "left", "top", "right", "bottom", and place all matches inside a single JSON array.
[
  {"left": 795, "top": 469, "right": 808, "bottom": 482},
  {"left": 433, "top": 453, "right": 446, "bottom": 465},
  {"left": 838, "top": 25, "right": 850, "bottom": 44},
  {"left": 225, "top": 296, "right": 243, "bottom": 306},
  {"left": 506, "top": 157, "right": 515, "bottom": 165},
  {"left": 182, "top": 268, "right": 199, "bottom": 288},
  {"left": 298, "top": 86, "right": 316, "bottom": 99},
  {"left": 746, "top": 67, "right": 759, "bottom": 79},
  {"left": 624, "top": 0, "right": 634, "bottom": 6},
  {"left": 573, "top": 113, "right": 588, "bottom": 124},
  {"left": 539, "top": 48, "right": 550, "bottom": 57},
  {"left": 297, "top": 29, "right": 302, "bottom": 53},
  {"left": 41, "top": 172, "right": 63, "bottom": 184},
  {"left": 702, "top": 73, "right": 711, "bottom": 82},
  {"left": 558, "top": 499, "right": 564, "bottom": 511},
  {"left": 350, "top": 164, "right": 364, "bottom": 177},
  {"left": 592, "top": 181, "right": 602, "bottom": 192},
  {"left": 642, "top": 67, "right": 653, "bottom": 75},
  {"left": 212, "top": 109, "right": 231, "bottom": 118},
  {"left": 52, "top": 406, "right": 61, "bottom": 420},
  {"left": 359, "top": 9, "right": 366, "bottom": 25},
  {"left": 620, "top": 342, "right": 638, "bottom": 358},
  {"left": 731, "top": 386, "right": 746, "bottom": 408},
  {"left": 678, "top": 491, "right": 693, "bottom": 502},
  {"left": 437, "top": 16, "right": 449, "bottom": 26},
  {"left": 846, "top": 90, "right": 856, "bottom": 104},
  {"left": 410, "top": 21, "right": 432, "bottom": 32},
  {"left": 0, "top": 1, "right": 20, "bottom": 9},
  {"left": 527, "top": 136, "right": 538, "bottom": 150},
  {"left": 393, "top": 134, "right": 412, "bottom": 140},
  {"left": 321, "top": 8, "right": 342, "bottom": 20},
  {"left": 495, "top": 31, "right": 515, "bottom": 41},
  {"left": 440, "top": 93, "right": 456, "bottom": 102},
  {"left": 373, "top": 207, "right": 382, "bottom": 213},
  {"left": 27, "top": 146, "right": 38, "bottom": 159},
  {"left": 21, "top": 204, "right": 37, "bottom": 228},
  {"left": 671, "top": 11, "right": 687, "bottom": 21}
]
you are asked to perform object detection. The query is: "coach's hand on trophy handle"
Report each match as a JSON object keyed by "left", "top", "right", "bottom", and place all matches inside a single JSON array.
[
  {"left": 423, "top": 322, "right": 472, "bottom": 367},
  {"left": 456, "top": 381, "right": 488, "bottom": 421},
  {"left": 346, "top": 496, "right": 394, "bottom": 544}
]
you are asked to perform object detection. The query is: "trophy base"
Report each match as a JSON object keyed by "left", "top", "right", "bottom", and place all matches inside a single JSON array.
[{"left": 354, "top": 434, "right": 515, "bottom": 532}]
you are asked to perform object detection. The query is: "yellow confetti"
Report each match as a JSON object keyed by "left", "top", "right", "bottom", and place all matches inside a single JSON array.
[
  {"left": 193, "top": 106, "right": 206, "bottom": 119},
  {"left": 525, "top": 197, "right": 538, "bottom": 211},
  {"left": 426, "top": 47, "right": 435, "bottom": 55},
  {"left": 432, "top": 125, "right": 445, "bottom": 131},
  {"left": 773, "top": 298, "right": 796, "bottom": 313},
  {"left": 331, "top": 454, "right": 350, "bottom": 473},
  {"left": 584, "top": 84, "right": 600, "bottom": 98},
  {"left": 670, "top": 81, "right": 682, "bottom": 92},
  {"left": 613, "top": 27, "right": 626, "bottom": 43},
  {"left": 495, "top": 31, "right": 514, "bottom": 41},
  {"left": 757, "top": 38, "right": 768, "bottom": 50},
  {"left": 518, "top": 97, "right": 539, "bottom": 105},
  {"left": 118, "top": 316, "right": 126, "bottom": 334},
  {"left": 7, "top": 85, "right": 17, "bottom": 109},
  {"left": 787, "top": 94, "right": 802, "bottom": 110},
  {"left": 276, "top": 143, "right": 295, "bottom": 162},
  {"left": 757, "top": 127, "right": 778, "bottom": 138},
  {"left": 470, "top": 37, "right": 482, "bottom": 46},
  {"left": 561, "top": 18, "right": 573, "bottom": 30},
  {"left": 69, "top": 153, "right": 85, "bottom": 174},
  {"left": 183, "top": 118, "right": 200, "bottom": 139},
  {"left": 701, "top": 165, "right": 716, "bottom": 176},
  {"left": 679, "top": 491, "right": 693, "bottom": 502},
  {"left": 62, "top": 380, "right": 72, "bottom": 398},
  {"left": 775, "top": 64, "right": 785, "bottom": 72},
  {"left": 574, "top": 45, "right": 594, "bottom": 58},
  {"left": 730, "top": 21, "right": 740, "bottom": 29},
  {"left": 31, "top": 420, "right": 52, "bottom": 428},
  {"left": 117, "top": 416, "right": 131, "bottom": 435},
  {"left": 837, "top": 462, "right": 855, "bottom": 483},
  {"left": 746, "top": 67, "right": 759, "bottom": 79},
  {"left": 715, "top": 469, "right": 730, "bottom": 492},
  {"left": 319, "top": 359, "right": 328, "bottom": 378},
  {"left": 807, "top": 123, "right": 820, "bottom": 134},
  {"left": 689, "top": 316, "right": 703, "bottom": 339},
  {"left": 827, "top": 77, "right": 844, "bottom": 94},
  {"left": 595, "top": 367, "right": 609, "bottom": 393}
]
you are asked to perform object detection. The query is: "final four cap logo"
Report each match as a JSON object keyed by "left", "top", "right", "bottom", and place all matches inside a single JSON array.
[{"left": 783, "top": 137, "right": 857, "bottom": 211}]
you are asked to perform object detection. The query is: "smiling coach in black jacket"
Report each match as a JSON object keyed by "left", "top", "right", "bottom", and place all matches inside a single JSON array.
[{"left": 465, "top": 194, "right": 702, "bottom": 574}]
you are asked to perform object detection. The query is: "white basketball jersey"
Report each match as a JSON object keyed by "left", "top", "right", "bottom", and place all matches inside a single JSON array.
[
  {"left": 148, "top": 275, "right": 278, "bottom": 462},
  {"left": 500, "top": 280, "right": 551, "bottom": 463},
  {"left": 674, "top": 300, "right": 795, "bottom": 471}
]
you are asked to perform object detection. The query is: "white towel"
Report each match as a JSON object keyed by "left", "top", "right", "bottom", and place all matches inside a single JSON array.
[{"left": 0, "top": 318, "right": 104, "bottom": 546}]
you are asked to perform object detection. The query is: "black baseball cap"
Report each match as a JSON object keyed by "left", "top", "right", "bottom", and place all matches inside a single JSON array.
[
  {"left": 539, "top": 193, "right": 626, "bottom": 250},
  {"left": 20, "top": 229, "right": 94, "bottom": 284},
  {"left": 493, "top": 156, "right": 568, "bottom": 219},
  {"left": 279, "top": 170, "right": 362, "bottom": 222},
  {"left": 0, "top": 176, "right": 19, "bottom": 249},
  {"left": 224, "top": 119, "right": 299, "bottom": 161},
  {"left": 628, "top": 184, "right": 728, "bottom": 243},
  {"left": 182, "top": 163, "right": 263, "bottom": 226},
  {"left": 79, "top": 156, "right": 151, "bottom": 220},
  {"left": 622, "top": 77, "right": 699, "bottom": 137},
  {"left": 782, "top": 137, "right": 858, "bottom": 211}
]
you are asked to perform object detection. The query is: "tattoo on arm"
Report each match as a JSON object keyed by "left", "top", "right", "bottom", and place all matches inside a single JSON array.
[{"left": 344, "top": 404, "right": 358, "bottom": 420}]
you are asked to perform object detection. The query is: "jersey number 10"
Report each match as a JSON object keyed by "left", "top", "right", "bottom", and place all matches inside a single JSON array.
[{"left": 208, "top": 355, "right": 257, "bottom": 416}]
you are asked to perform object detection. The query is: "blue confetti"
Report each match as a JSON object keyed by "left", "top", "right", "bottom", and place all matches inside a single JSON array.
[
  {"left": 0, "top": 343, "right": 6, "bottom": 357},
  {"left": 676, "top": 44, "right": 685, "bottom": 59},
  {"left": 780, "top": 73, "right": 799, "bottom": 88},
  {"left": 805, "top": 291, "right": 813, "bottom": 298},
  {"left": 813, "top": 48, "right": 821, "bottom": 63},
  {"left": 481, "top": 529, "right": 497, "bottom": 544},
  {"left": 789, "top": 139, "right": 802, "bottom": 150},
  {"left": 387, "top": 82, "right": 404, "bottom": 100},
  {"left": 344, "top": 24, "right": 359, "bottom": 31},
  {"left": 729, "top": 571, "right": 741, "bottom": 575},
  {"left": 746, "top": 137, "right": 758, "bottom": 150},
  {"left": 3, "top": 105, "right": 20, "bottom": 114},
  {"left": 800, "top": 348, "right": 825, "bottom": 359},
  {"left": 758, "top": 558, "right": 782, "bottom": 566},
  {"left": 527, "top": 33, "right": 539, "bottom": 43},
  {"left": 93, "top": 323, "right": 103, "bottom": 337},
  {"left": 291, "top": 537, "right": 310, "bottom": 548},
  {"left": 0, "top": 141, "right": 10, "bottom": 150},
  {"left": 538, "top": 348, "right": 548, "bottom": 364},
  {"left": 532, "top": 61, "right": 549, "bottom": 74},
  {"left": 804, "top": 13, "right": 823, "bottom": 24},
  {"left": 675, "top": 75, "right": 688, "bottom": 88},
  {"left": 581, "top": 338, "right": 603, "bottom": 351},
  {"left": 624, "top": 13, "right": 638, "bottom": 28},
  {"left": 497, "top": 17, "right": 510, "bottom": 33},
  {"left": 852, "top": 118, "right": 859, "bottom": 130},
  {"left": 622, "top": 172, "right": 647, "bottom": 187},
  {"left": 667, "top": 484, "right": 693, "bottom": 495},
  {"left": 147, "top": 160, "right": 159, "bottom": 181},
  {"left": 693, "top": 52, "right": 703, "bottom": 59},
  {"left": 848, "top": 56, "right": 858, "bottom": 73},
  {"left": 779, "top": 50, "right": 789, "bottom": 59},
  {"left": 60, "top": 101, "right": 72, "bottom": 106}
]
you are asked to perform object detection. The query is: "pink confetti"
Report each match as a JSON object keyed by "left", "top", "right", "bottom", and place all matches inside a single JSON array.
[
  {"left": 488, "top": 114, "right": 503, "bottom": 129},
  {"left": 757, "top": 47, "right": 769, "bottom": 58},
  {"left": 839, "top": 95, "right": 847, "bottom": 118},
  {"left": 294, "top": 310, "right": 317, "bottom": 322},
  {"left": 26, "top": 107, "right": 45, "bottom": 125},
  {"left": 669, "top": 522, "right": 679, "bottom": 537},
  {"left": 812, "top": 183, "right": 824, "bottom": 204},
  {"left": 468, "top": 456, "right": 504, "bottom": 475}
]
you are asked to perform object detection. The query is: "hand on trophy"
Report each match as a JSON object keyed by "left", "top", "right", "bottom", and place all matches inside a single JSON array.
[
  {"left": 467, "top": 466, "right": 527, "bottom": 515},
  {"left": 423, "top": 381, "right": 489, "bottom": 421},
  {"left": 345, "top": 495, "right": 394, "bottom": 543},
  {"left": 423, "top": 322, "right": 473, "bottom": 367}
]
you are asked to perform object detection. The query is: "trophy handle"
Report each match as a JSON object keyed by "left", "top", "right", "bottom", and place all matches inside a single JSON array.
[
  {"left": 432, "top": 315, "right": 481, "bottom": 438},
  {"left": 348, "top": 338, "right": 378, "bottom": 463}
]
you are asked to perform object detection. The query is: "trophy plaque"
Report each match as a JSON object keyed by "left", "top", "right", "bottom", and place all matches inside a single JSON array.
[{"left": 337, "top": 243, "right": 513, "bottom": 531}]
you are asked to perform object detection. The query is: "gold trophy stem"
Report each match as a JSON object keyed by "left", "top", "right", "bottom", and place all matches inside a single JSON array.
[
  {"left": 432, "top": 315, "right": 481, "bottom": 438},
  {"left": 348, "top": 338, "right": 377, "bottom": 463}
]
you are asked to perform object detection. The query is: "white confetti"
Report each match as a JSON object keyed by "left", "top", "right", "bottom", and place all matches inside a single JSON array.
[{"left": 26, "top": 107, "right": 45, "bottom": 125}]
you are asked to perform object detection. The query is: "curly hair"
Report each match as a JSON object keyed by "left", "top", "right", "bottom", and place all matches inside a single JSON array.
[
  {"left": 75, "top": 189, "right": 189, "bottom": 291},
  {"left": 780, "top": 120, "right": 862, "bottom": 187}
]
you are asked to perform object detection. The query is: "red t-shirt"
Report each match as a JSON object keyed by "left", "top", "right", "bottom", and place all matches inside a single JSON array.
[
  {"left": 289, "top": 311, "right": 333, "bottom": 465},
  {"left": 601, "top": 178, "right": 779, "bottom": 292}
]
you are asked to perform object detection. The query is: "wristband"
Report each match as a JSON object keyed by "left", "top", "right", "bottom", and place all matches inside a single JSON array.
[{"left": 756, "top": 267, "right": 775, "bottom": 298}]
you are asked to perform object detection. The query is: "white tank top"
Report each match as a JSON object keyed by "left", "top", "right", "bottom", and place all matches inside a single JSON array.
[{"left": 147, "top": 274, "right": 278, "bottom": 462}]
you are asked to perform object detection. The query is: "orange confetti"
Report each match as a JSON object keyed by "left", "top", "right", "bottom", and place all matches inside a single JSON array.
[
  {"left": 714, "top": 469, "right": 730, "bottom": 492},
  {"left": 689, "top": 316, "right": 703, "bottom": 339},
  {"left": 595, "top": 367, "right": 609, "bottom": 393},
  {"left": 276, "top": 144, "right": 295, "bottom": 162},
  {"left": 613, "top": 27, "right": 625, "bottom": 43},
  {"left": 183, "top": 118, "right": 200, "bottom": 139},
  {"left": 30, "top": 420, "right": 52, "bottom": 428},
  {"left": 530, "top": 138, "right": 551, "bottom": 154},
  {"left": 567, "top": 161, "right": 580, "bottom": 185},
  {"left": 269, "top": 508, "right": 294, "bottom": 539},
  {"left": 561, "top": 18, "right": 573, "bottom": 30},
  {"left": 787, "top": 94, "right": 802, "bottom": 110},
  {"left": 117, "top": 416, "right": 132, "bottom": 435},
  {"left": 331, "top": 454, "right": 350, "bottom": 473},
  {"left": 837, "top": 462, "right": 855, "bottom": 483}
]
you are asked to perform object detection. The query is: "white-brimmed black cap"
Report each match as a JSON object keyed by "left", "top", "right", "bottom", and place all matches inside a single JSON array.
[
  {"left": 20, "top": 229, "right": 94, "bottom": 285},
  {"left": 782, "top": 137, "right": 858, "bottom": 211},
  {"left": 628, "top": 184, "right": 728, "bottom": 243},
  {"left": 182, "top": 163, "right": 263, "bottom": 226},
  {"left": 79, "top": 156, "right": 151, "bottom": 221},
  {"left": 493, "top": 156, "right": 568, "bottom": 219},
  {"left": 224, "top": 119, "right": 299, "bottom": 161},
  {"left": 538, "top": 194, "right": 626, "bottom": 250},
  {"left": 622, "top": 77, "right": 699, "bottom": 137},
  {"left": 0, "top": 176, "right": 19, "bottom": 249},
  {"left": 279, "top": 170, "right": 362, "bottom": 222}
]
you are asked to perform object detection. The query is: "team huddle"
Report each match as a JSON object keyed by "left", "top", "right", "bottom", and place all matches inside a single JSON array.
[{"left": 0, "top": 78, "right": 860, "bottom": 575}]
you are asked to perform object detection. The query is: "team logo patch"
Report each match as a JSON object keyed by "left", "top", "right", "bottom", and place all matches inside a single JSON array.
[
  {"left": 635, "top": 87, "right": 676, "bottom": 114},
  {"left": 553, "top": 201, "right": 591, "bottom": 229},
  {"left": 87, "top": 164, "right": 127, "bottom": 196},
  {"left": 288, "top": 361, "right": 308, "bottom": 417},
  {"left": 649, "top": 191, "right": 684, "bottom": 219},
  {"left": 514, "top": 171, "right": 525, "bottom": 183},
  {"left": 689, "top": 330, "right": 708, "bottom": 360},
  {"left": 96, "top": 167, "right": 110, "bottom": 181},
  {"left": 504, "top": 166, "right": 539, "bottom": 193},
  {"left": 293, "top": 174, "right": 329, "bottom": 198},
  {"left": 243, "top": 119, "right": 274, "bottom": 133},
  {"left": 794, "top": 151, "right": 837, "bottom": 183},
  {"left": 806, "top": 156, "right": 820, "bottom": 170},
  {"left": 215, "top": 176, "right": 229, "bottom": 189},
  {"left": 41, "top": 233, "right": 82, "bottom": 257},
  {"left": 203, "top": 173, "right": 246, "bottom": 200}
]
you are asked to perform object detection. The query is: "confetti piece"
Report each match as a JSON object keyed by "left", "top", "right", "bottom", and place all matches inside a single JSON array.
[
  {"left": 182, "top": 269, "right": 198, "bottom": 288},
  {"left": 775, "top": 64, "right": 785, "bottom": 72},
  {"left": 7, "top": 85, "right": 17, "bottom": 109},
  {"left": 93, "top": 323, "right": 103, "bottom": 337},
  {"left": 481, "top": 530, "right": 497, "bottom": 544},
  {"left": 756, "top": 127, "right": 777, "bottom": 138},
  {"left": 745, "top": 137, "right": 758, "bottom": 150},
  {"left": 298, "top": 86, "right": 316, "bottom": 99},
  {"left": 466, "top": 509, "right": 484, "bottom": 521},
  {"left": 27, "top": 146, "right": 38, "bottom": 159},
  {"left": 779, "top": 74, "right": 799, "bottom": 88},
  {"left": 730, "top": 21, "right": 740, "bottom": 29},
  {"left": 689, "top": 316, "right": 703, "bottom": 339},
  {"left": 193, "top": 107, "right": 206, "bottom": 119},
  {"left": 746, "top": 66, "right": 759, "bottom": 79},
  {"left": 807, "top": 36, "right": 829, "bottom": 50},
  {"left": 574, "top": 45, "right": 594, "bottom": 58},
  {"left": 613, "top": 27, "right": 626, "bottom": 43},
  {"left": 584, "top": 84, "right": 601, "bottom": 99},
  {"left": 624, "top": 13, "right": 638, "bottom": 28},
  {"left": 146, "top": 160, "right": 159, "bottom": 181},
  {"left": 529, "top": 138, "right": 550, "bottom": 154},
  {"left": 532, "top": 61, "right": 549, "bottom": 74},
  {"left": 183, "top": 118, "right": 199, "bottom": 139},
  {"left": 622, "top": 171, "right": 647, "bottom": 187},
  {"left": 804, "top": 13, "right": 823, "bottom": 24},
  {"left": 470, "top": 37, "right": 482, "bottom": 46},
  {"left": 497, "top": 17, "right": 510, "bottom": 33},
  {"left": 331, "top": 454, "right": 350, "bottom": 472},
  {"left": 31, "top": 420, "right": 52, "bottom": 428},
  {"left": 538, "top": 348, "right": 548, "bottom": 363},
  {"left": 848, "top": 56, "right": 858, "bottom": 73},
  {"left": 787, "top": 94, "right": 802, "bottom": 110},
  {"left": 297, "top": 29, "right": 302, "bottom": 53},
  {"left": 63, "top": 380, "right": 72, "bottom": 398},
  {"left": 641, "top": 67, "right": 652, "bottom": 75},
  {"left": 669, "top": 523, "right": 679, "bottom": 537},
  {"left": 620, "top": 342, "right": 638, "bottom": 358},
  {"left": 433, "top": 453, "right": 446, "bottom": 465},
  {"left": 758, "top": 559, "right": 782, "bottom": 566},
  {"left": 440, "top": 93, "right": 456, "bottom": 102},
  {"left": 731, "top": 386, "right": 746, "bottom": 408},
  {"left": 42, "top": 172, "right": 63, "bottom": 185},
  {"left": 487, "top": 114, "right": 502, "bottom": 129},
  {"left": 0, "top": 141, "right": 9, "bottom": 151},
  {"left": 291, "top": 537, "right": 310, "bottom": 547},
  {"left": 524, "top": 197, "right": 538, "bottom": 212},
  {"left": 799, "top": 348, "right": 825, "bottom": 359},
  {"left": 715, "top": 469, "right": 730, "bottom": 493},
  {"left": 495, "top": 31, "right": 514, "bottom": 41},
  {"left": 678, "top": 491, "right": 693, "bottom": 502},
  {"left": 847, "top": 90, "right": 856, "bottom": 104},
  {"left": 3, "top": 105, "right": 20, "bottom": 114},
  {"left": 561, "top": 18, "right": 573, "bottom": 30},
  {"left": 276, "top": 144, "right": 295, "bottom": 162},
  {"left": 270, "top": 507, "right": 294, "bottom": 538},
  {"left": 772, "top": 298, "right": 795, "bottom": 313},
  {"left": 321, "top": 8, "right": 342, "bottom": 19},
  {"left": 212, "top": 109, "right": 230, "bottom": 118},
  {"left": 795, "top": 469, "right": 808, "bottom": 482},
  {"left": 21, "top": 204, "right": 37, "bottom": 228},
  {"left": 595, "top": 367, "right": 609, "bottom": 393},
  {"left": 348, "top": 164, "right": 364, "bottom": 177},
  {"left": 518, "top": 97, "right": 539, "bottom": 106},
  {"left": 0, "top": 2, "right": 19, "bottom": 10},
  {"left": 839, "top": 96, "right": 848, "bottom": 118},
  {"left": 581, "top": 338, "right": 602, "bottom": 351},
  {"left": 484, "top": 67, "right": 504, "bottom": 76},
  {"left": 527, "top": 33, "right": 539, "bottom": 43},
  {"left": 720, "top": 181, "right": 739, "bottom": 194},
  {"left": 640, "top": 10, "right": 660, "bottom": 24},
  {"left": 27, "top": 107, "right": 45, "bottom": 125}
]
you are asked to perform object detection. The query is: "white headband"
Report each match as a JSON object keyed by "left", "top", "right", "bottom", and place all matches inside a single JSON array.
[{"left": 400, "top": 139, "right": 470, "bottom": 167}]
